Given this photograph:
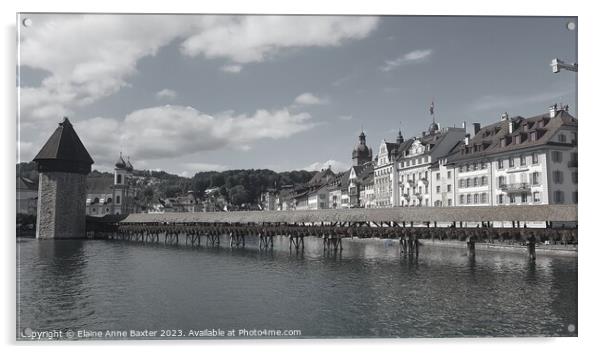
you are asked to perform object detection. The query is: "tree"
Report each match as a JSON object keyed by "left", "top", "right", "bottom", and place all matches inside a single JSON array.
[{"left": 228, "top": 185, "right": 249, "bottom": 206}]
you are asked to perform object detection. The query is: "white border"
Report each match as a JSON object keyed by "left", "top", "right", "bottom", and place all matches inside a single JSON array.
[{"left": 2, "top": 1, "right": 599, "bottom": 353}]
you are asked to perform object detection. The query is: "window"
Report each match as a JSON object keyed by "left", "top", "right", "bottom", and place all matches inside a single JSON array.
[
  {"left": 553, "top": 171, "right": 564, "bottom": 184},
  {"left": 117, "top": 174, "right": 122, "bottom": 184},
  {"left": 436, "top": 186, "right": 441, "bottom": 193},
  {"left": 473, "top": 177, "right": 479, "bottom": 186},
  {"left": 459, "top": 165, "right": 464, "bottom": 172},
  {"left": 466, "top": 178, "right": 471, "bottom": 187},
  {"left": 459, "top": 195, "right": 465, "bottom": 204},
  {"left": 473, "top": 193, "right": 479, "bottom": 204},
  {"left": 498, "top": 176, "right": 506, "bottom": 187},
  {"left": 509, "top": 194, "right": 516, "bottom": 204},
  {"left": 480, "top": 193, "right": 488, "bottom": 204},
  {"left": 572, "top": 172, "right": 578, "bottom": 184},
  {"left": 573, "top": 191, "right": 578, "bottom": 203},
  {"left": 498, "top": 194, "right": 504, "bottom": 204},
  {"left": 531, "top": 172, "right": 540, "bottom": 185},
  {"left": 554, "top": 191, "right": 565, "bottom": 204},
  {"left": 481, "top": 162, "right": 487, "bottom": 169},
  {"left": 559, "top": 134, "right": 566, "bottom": 143},
  {"left": 532, "top": 153, "right": 539, "bottom": 164},
  {"left": 552, "top": 151, "right": 563, "bottom": 163},
  {"left": 460, "top": 179, "right": 465, "bottom": 188},
  {"left": 467, "top": 194, "right": 472, "bottom": 204},
  {"left": 436, "top": 172, "right": 441, "bottom": 181},
  {"left": 509, "top": 157, "right": 515, "bottom": 167},
  {"left": 447, "top": 171, "right": 452, "bottom": 179},
  {"left": 498, "top": 159, "right": 504, "bottom": 169},
  {"left": 447, "top": 184, "right": 452, "bottom": 192},
  {"left": 481, "top": 176, "right": 487, "bottom": 185},
  {"left": 520, "top": 155, "right": 526, "bottom": 166},
  {"left": 116, "top": 195, "right": 121, "bottom": 204},
  {"left": 533, "top": 192, "right": 541, "bottom": 203},
  {"left": 447, "top": 199, "right": 453, "bottom": 206},
  {"left": 521, "top": 193, "right": 528, "bottom": 203}
]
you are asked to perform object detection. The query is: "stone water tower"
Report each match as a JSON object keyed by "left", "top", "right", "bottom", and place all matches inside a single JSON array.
[{"left": 33, "top": 117, "right": 94, "bottom": 239}]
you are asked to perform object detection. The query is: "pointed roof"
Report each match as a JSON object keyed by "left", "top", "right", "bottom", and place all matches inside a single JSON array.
[{"left": 33, "top": 117, "right": 94, "bottom": 174}]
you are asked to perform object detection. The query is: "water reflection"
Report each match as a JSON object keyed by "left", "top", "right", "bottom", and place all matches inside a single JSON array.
[{"left": 17, "top": 236, "right": 577, "bottom": 338}]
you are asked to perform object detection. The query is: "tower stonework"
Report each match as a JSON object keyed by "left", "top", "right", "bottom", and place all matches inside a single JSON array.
[{"left": 33, "top": 118, "right": 94, "bottom": 239}]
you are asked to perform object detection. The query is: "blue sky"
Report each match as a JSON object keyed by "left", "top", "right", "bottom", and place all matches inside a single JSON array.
[{"left": 18, "top": 14, "right": 577, "bottom": 176}]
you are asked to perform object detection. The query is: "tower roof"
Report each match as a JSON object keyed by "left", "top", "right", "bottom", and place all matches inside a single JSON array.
[
  {"left": 33, "top": 117, "right": 94, "bottom": 174},
  {"left": 115, "top": 153, "right": 127, "bottom": 169}
]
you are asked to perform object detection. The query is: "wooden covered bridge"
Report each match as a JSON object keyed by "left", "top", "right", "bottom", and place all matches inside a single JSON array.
[{"left": 88, "top": 205, "right": 577, "bottom": 256}]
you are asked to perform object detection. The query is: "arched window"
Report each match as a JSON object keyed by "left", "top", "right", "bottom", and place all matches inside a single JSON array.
[
  {"left": 117, "top": 174, "right": 122, "bottom": 184},
  {"left": 107, "top": 197, "right": 113, "bottom": 203},
  {"left": 93, "top": 197, "right": 99, "bottom": 204}
]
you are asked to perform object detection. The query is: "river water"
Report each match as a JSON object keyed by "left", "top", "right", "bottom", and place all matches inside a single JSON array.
[{"left": 16, "top": 236, "right": 577, "bottom": 339}]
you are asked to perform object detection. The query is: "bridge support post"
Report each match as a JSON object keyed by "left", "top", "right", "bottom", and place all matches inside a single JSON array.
[{"left": 527, "top": 232, "right": 536, "bottom": 261}]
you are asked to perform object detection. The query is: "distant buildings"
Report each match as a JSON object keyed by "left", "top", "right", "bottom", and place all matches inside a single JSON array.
[
  {"left": 261, "top": 103, "right": 577, "bottom": 211},
  {"left": 16, "top": 176, "right": 37, "bottom": 215},
  {"left": 86, "top": 153, "right": 139, "bottom": 216}
]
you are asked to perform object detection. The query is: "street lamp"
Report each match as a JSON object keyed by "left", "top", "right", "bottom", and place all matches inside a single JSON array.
[{"left": 551, "top": 58, "right": 578, "bottom": 73}]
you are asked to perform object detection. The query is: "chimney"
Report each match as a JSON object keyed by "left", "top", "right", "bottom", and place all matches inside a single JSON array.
[
  {"left": 549, "top": 104, "right": 558, "bottom": 118},
  {"left": 462, "top": 121, "right": 466, "bottom": 130},
  {"left": 473, "top": 123, "right": 481, "bottom": 135},
  {"left": 464, "top": 133, "right": 470, "bottom": 145},
  {"left": 501, "top": 112, "right": 509, "bottom": 121},
  {"left": 508, "top": 119, "right": 514, "bottom": 134}
]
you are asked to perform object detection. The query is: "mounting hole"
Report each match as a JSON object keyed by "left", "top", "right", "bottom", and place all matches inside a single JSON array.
[
  {"left": 567, "top": 21, "right": 576, "bottom": 31},
  {"left": 567, "top": 324, "right": 576, "bottom": 332},
  {"left": 22, "top": 18, "right": 32, "bottom": 27}
]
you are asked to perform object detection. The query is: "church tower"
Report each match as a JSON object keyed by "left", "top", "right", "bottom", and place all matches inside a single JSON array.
[
  {"left": 33, "top": 117, "right": 93, "bottom": 239},
  {"left": 113, "top": 153, "right": 128, "bottom": 214},
  {"left": 352, "top": 131, "right": 373, "bottom": 166}
]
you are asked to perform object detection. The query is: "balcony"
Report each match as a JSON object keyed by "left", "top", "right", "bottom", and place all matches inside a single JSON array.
[{"left": 500, "top": 183, "right": 532, "bottom": 192}]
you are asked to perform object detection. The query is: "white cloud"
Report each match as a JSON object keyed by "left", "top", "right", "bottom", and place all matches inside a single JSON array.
[
  {"left": 182, "top": 162, "right": 228, "bottom": 172},
  {"left": 19, "top": 15, "right": 192, "bottom": 123},
  {"left": 338, "top": 115, "right": 353, "bottom": 121},
  {"left": 220, "top": 64, "right": 243, "bottom": 73},
  {"left": 303, "top": 159, "right": 349, "bottom": 173},
  {"left": 155, "top": 89, "right": 177, "bottom": 100},
  {"left": 381, "top": 49, "right": 433, "bottom": 72},
  {"left": 18, "top": 14, "right": 379, "bottom": 129},
  {"left": 181, "top": 16, "right": 379, "bottom": 64},
  {"left": 294, "top": 92, "right": 329, "bottom": 105},
  {"left": 71, "top": 104, "right": 316, "bottom": 168}
]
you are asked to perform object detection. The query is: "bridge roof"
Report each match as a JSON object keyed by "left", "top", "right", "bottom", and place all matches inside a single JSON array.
[{"left": 121, "top": 205, "right": 577, "bottom": 224}]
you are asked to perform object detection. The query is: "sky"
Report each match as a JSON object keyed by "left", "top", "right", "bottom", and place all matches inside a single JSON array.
[{"left": 17, "top": 14, "right": 577, "bottom": 176}]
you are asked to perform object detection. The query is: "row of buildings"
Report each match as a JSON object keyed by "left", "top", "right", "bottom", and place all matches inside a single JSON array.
[{"left": 261, "top": 104, "right": 578, "bottom": 211}]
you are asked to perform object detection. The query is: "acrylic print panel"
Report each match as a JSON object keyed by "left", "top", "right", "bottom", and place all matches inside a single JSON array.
[{"left": 16, "top": 13, "right": 578, "bottom": 340}]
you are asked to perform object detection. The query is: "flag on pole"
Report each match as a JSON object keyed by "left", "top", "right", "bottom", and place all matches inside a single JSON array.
[{"left": 429, "top": 100, "right": 435, "bottom": 115}]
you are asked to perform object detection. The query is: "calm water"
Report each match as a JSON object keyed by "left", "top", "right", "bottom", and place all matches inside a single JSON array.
[{"left": 16, "top": 236, "right": 577, "bottom": 339}]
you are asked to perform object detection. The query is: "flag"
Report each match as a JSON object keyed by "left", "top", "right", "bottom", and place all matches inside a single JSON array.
[{"left": 429, "top": 101, "right": 435, "bottom": 115}]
